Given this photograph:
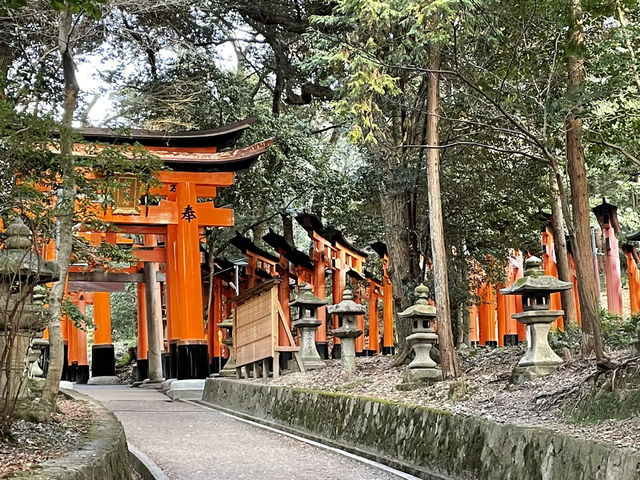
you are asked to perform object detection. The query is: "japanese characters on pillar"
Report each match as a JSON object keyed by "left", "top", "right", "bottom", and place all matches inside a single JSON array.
[{"left": 174, "top": 181, "right": 208, "bottom": 379}]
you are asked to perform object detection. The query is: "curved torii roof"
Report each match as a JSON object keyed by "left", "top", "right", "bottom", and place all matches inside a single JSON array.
[{"left": 75, "top": 117, "right": 256, "bottom": 149}]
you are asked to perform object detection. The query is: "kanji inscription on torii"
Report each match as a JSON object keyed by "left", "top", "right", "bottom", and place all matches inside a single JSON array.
[{"left": 181, "top": 204, "right": 197, "bottom": 223}]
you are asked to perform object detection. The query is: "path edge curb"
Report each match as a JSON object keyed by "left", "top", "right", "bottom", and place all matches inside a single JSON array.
[
  {"left": 195, "top": 399, "right": 440, "bottom": 480},
  {"left": 128, "top": 442, "right": 170, "bottom": 480}
]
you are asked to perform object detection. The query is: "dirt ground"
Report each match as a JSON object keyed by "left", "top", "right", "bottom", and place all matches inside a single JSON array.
[{"left": 267, "top": 345, "right": 640, "bottom": 453}]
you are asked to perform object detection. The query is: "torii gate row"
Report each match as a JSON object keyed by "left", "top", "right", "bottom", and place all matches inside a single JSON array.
[
  {"left": 56, "top": 120, "right": 273, "bottom": 381},
  {"left": 292, "top": 213, "right": 394, "bottom": 359},
  {"left": 91, "top": 172, "right": 241, "bottom": 379},
  {"left": 59, "top": 171, "right": 246, "bottom": 381},
  {"left": 55, "top": 229, "right": 168, "bottom": 381},
  {"left": 229, "top": 226, "right": 395, "bottom": 361}
]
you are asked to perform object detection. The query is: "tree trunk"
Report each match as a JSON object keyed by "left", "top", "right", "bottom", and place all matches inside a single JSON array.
[
  {"left": 0, "top": 32, "right": 11, "bottom": 97},
  {"left": 425, "top": 41, "right": 460, "bottom": 379},
  {"left": 565, "top": 0, "right": 606, "bottom": 363},
  {"left": 281, "top": 213, "right": 294, "bottom": 247},
  {"left": 252, "top": 204, "right": 268, "bottom": 247},
  {"left": 379, "top": 185, "right": 418, "bottom": 364},
  {"left": 550, "top": 174, "right": 578, "bottom": 326},
  {"left": 41, "top": 7, "right": 79, "bottom": 407}
]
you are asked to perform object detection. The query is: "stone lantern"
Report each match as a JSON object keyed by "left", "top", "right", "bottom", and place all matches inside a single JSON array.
[
  {"left": 217, "top": 317, "right": 236, "bottom": 377},
  {"left": 0, "top": 218, "right": 59, "bottom": 398},
  {"left": 397, "top": 284, "right": 442, "bottom": 389},
  {"left": 290, "top": 283, "right": 327, "bottom": 371},
  {"left": 499, "top": 256, "right": 571, "bottom": 384},
  {"left": 327, "top": 289, "right": 365, "bottom": 373}
]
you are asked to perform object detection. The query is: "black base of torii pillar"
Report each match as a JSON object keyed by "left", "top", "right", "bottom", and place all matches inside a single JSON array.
[
  {"left": 91, "top": 344, "right": 116, "bottom": 377},
  {"left": 177, "top": 344, "right": 209, "bottom": 379}
]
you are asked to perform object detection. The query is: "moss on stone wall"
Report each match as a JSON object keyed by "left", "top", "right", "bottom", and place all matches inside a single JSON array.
[{"left": 203, "top": 378, "right": 640, "bottom": 480}]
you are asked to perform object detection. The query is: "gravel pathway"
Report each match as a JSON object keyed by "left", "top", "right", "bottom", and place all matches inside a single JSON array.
[{"left": 77, "top": 385, "right": 407, "bottom": 480}]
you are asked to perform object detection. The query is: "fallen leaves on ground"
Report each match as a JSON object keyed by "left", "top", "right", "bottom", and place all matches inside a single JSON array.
[{"left": 0, "top": 397, "right": 93, "bottom": 478}]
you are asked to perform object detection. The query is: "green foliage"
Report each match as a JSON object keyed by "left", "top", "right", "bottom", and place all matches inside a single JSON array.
[
  {"left": 49, "top": 0, "right": 105, "bottom": 19},
  {"left": 549, "top": 322, "right": 583, "bottom": 351},
  {"left": 0, "top": 0, "right": 26, "bottom": 12},
  {"left": 109, "top": 283, "right": 137, "bottom": 343},
  {"left": 550, "top": 312, "right": 639, "bottom": 352},
  {"left": 600, "top": 309, "right": 639, "bottom": 350},
  {"left": 62, "top": 297, "right": 93, "bottom": 330},
  {"left": 116, "top": 352, "right": 132, "bottom": 368},
  {"left": 1, "top": 0, "right": 105, "bottom": 18}
]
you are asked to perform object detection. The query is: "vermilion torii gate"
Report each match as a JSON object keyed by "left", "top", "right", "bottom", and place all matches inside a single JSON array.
[{"left": 62, "top": 118, "right": 272, "bottom": 381}]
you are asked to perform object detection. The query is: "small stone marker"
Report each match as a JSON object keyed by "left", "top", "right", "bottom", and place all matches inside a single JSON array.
[
  {"left": 500, "top": 256, "right": 572, "bottom": 384},
  {"left": 217, "top": 317, "right": 236, "bottom": 377},
  {"left": 397, "top": 284, "right": 442, "bottom": 390},
  {"left": 327, "top": 289, "right": 365, "bottom": 373},
  {"left": 290, "top": 283, "right": 327, "bottom": 370}
]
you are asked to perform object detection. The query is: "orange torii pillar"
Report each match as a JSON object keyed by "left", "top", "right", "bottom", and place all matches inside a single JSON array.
[
  {"left": 623, "top": 245, "right": 640, "bottom": 315},
  {"left": 366, "top": 281, "right": 381, "bottom": 355},
  {"left": 310, "top": 232, "right": 332, "bottom": 359},
  {"left": 331, "top": 251, "right": 347, "bottom": 359},
  {"left": 91, "top": 291, "right": 116, "bottom": 379},
  {"left": 542, "top": 225, "right": 564, "bottom": 330},
  {"left": 381, "top": 255, "right": 394, "bottom": 355},
  {"left": 593, "top": 199, "right": 623, "bottom": 315},
  {"left": 165, "top": 225, "right": 181, "bottom": 379},
  {"left": 155, "top": 277, "right": 167, "bottom": 377},
  {"left": 174, "top": 182, "right": 208, "bottom": 379},
  {"left": 75, "top": 294, "right": 89, "bottom": 384},
  {"left": 136, "top": 282, "right": 149, "bottom": 381},
  {"left": 514, "top": 256, "right": 527, "bottom": 341},
  {"left": 497, "top": 257, "right": 521, "bottom": 346},
  {"left": 65, "top": 291, "right": 81, "bottom": 382},
  {"left": 478, "top": 282, "right": 497, "bottom": 347},
  {"left": 277, "top": 255, "right": 292, "bottom": 370},
  {"left": 66, "top": 310, "right": 78, "bottom": 382},
  {"left": 312, "top": 249, "right": 329, "bottom": 359},
  {"left": 469, "top": 305, "right": 480, "bottom": 345},
  {"left": 207, "top": 276, "right": 224, "bottom": 373},
  {"left": 60, "top": 311, "right": 71, "bottom": 381},
  {"left": 246, "top": 252, "right": 258, "bottom": 289}
]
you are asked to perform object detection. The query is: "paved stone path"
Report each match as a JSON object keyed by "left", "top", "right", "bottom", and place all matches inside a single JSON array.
[{"left": 77, "top": 385, "right": 407, "bottom": 480}]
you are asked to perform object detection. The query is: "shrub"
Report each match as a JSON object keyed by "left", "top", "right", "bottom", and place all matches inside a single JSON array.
[
  {"left": 600, "top": 309, "right": 638, "bottom": 350},
  {"left": 549, "top": 322, "right": 582, "bottom": 350}
]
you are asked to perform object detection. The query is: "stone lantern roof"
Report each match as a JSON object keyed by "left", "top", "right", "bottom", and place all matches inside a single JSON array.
[
  {"left": 499, "top": 256, "right": 571, "bottom": 296},
  {"left": 327, "top": 289, "right": 366, "bottom": 316},
  {"left": 290, "top": 283, "right": 327, "bottom": 308},
  {"left": 398, "top": 284, "right": 436, "bottom": 319},
  {"left": 0, "top": 218, "right": 59, "bottom": 284}
]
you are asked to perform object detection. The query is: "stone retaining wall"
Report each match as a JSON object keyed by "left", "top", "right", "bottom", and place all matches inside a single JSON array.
[
  {"left": 203, "top": 378, "right": 640, "bottom": 480},
  {"left": 14, "top": 389, "right": 130, "bottom": 480}
]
